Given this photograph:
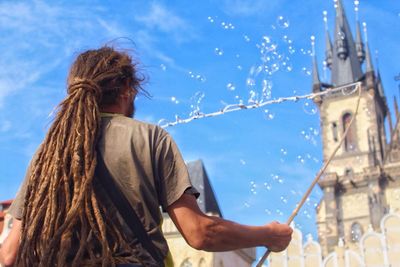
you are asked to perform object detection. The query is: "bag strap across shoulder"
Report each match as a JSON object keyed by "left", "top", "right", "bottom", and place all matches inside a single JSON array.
[{"left": 95, "top": 153, "right": 165, "bottom": 264}]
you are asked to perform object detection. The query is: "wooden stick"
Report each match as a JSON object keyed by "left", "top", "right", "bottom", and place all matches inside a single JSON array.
[{"left": 256, "top": 82, "right": 362, "bottom": 267}]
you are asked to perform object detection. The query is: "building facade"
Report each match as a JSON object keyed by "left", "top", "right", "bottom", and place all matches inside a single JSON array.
[
  {"left": 269, "top": 212, "right": 400, "bottom": 267},
  {"left": 310, "top": 0, "right": 400, "bottom": 259}
]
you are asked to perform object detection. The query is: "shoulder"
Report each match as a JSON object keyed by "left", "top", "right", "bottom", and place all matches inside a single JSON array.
[{"left": 102, "top": 116, "right": 169, "bottom": 141}]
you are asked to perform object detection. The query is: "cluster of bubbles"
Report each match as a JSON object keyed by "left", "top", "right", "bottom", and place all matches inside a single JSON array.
[
  {"left": 188, "top": 71, "right": 206, "bottom": 82},
  {"left": 250, "top": 181, "right": 257, "bottom": 195},
  {"left": 207, "top": 16, "right": 235, "bottom": 30},
  {"left": 189, "top": 91, "right": 205, "bottom": 117},
  {"left": 296, "top": 153, "right": 320, "bottom": 165},
  {"left": 301, "top": 127, "right": 320, "bottom": 146},
  {"left": 221, "top": 21, "right": 235, "bottom": 30},
  {"left": 302, "top": 99, "right": 318, "bottom": 115}
]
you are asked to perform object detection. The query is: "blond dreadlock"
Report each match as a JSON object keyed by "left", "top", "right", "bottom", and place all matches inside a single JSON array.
[{"left": 16, "top": 47, "right": 145, "bottom": 267}]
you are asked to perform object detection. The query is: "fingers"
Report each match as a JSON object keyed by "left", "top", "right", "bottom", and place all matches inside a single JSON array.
[{"left": 264, "top": 222, "right": 293, "bottom": 252}]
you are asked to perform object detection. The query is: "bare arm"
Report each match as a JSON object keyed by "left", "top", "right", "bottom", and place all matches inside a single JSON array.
[
  {"left": 0, "top": 219, "right": 21, "bottom": 266},
  {"left": 167, "top": 194, "right": 292, "bottom": 252}
]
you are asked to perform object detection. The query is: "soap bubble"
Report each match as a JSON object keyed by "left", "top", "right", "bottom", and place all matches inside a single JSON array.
[
  {"left": 297, "top": 155, "right": 305, "bottom": 164},
  {"left": 160, "top": 64, "right": 167, "bottom": 71},
  {"left": 215, "top": 47, "right": 224, "bottom": 56},
  {"left": 246, "top": 77, "right": 256, "bottom": 89},
  {"left": 264, "top": 109, "right": 275, "bottom": 120},
  {"left": 261, "top": 79, "right": 272, "bottom": 100},
  {"left": 248, "top": 90, "right": 258, "bottom": 104},
  {"left": 303, "top": 100, "right": 318, "bottom": 115},
  {"left": 196, "top": 75, "right": 206, "bottom": 83},
  {"left": 264, "top": 182, "right": 272, "bottom": 191},
  {"left": 170, "top": 96, "right": 179, "bottom": 104},
  {"left": 207, "top": 16, "right": 214, "bottom": 23},
  {"left": 301, "top": 67, "right": 312, "bottom": 76},
  {"left": 243, "top": 35, "right": 251, "bottom": 42},
  {"left": 276, "top": 209, "right": 284, "bottom": 216},
  {"left": 226, "top": 83, "right": 236, "bottom": 91},
  {"left": 277, "top": 16, "right": 290, "bottom": 28}
]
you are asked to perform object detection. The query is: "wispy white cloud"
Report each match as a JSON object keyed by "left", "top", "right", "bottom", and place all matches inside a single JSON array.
[
  {"left": 221, "top": 0, "right": 281, "bottom": 17},
  {"left": 0, "top": 0, "right": 129, "bottom": 106},
  {"left": 134, "top": 2, "right": 197, "bottom": 43},
  {"left": 135, "top": 30, "right": 189, "bottom": 73},
  {"left": 96, "top": 18, "right": 127, "bottom": 38}
]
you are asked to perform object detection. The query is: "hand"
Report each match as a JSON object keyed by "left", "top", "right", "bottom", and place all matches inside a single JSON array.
[{"left": 263, "top": 221, "right": 293, "bottom": 252}]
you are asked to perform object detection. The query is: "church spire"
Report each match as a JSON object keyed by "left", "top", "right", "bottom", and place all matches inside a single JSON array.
[
  {"left": 312, "top": 55, "right": 322, "bottom": 94},
  {"left": 331, "top": 0, "right": 363, "bottom": 86},
  {"left": 325, "top": 30, "right": 333, "bottom": 69},
  {"left": 365, "top": 41, "right": 374, "bottom": 73},
  {"left": 355, "top": 21, "right": 365, "bottom": 63},
  {"left": 311, "top": 36, "right": 323, "bottom": 105}
]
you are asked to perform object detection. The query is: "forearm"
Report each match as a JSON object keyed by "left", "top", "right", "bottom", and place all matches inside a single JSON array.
[
  {"left": 197, "top": 215, "right": 268, "bottom": 251},
  {"left": 168, "top": 194, "right": 292, "bottom": 253}
]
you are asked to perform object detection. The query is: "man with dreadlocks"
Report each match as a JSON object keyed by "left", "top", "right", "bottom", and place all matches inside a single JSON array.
[{"left": 0, "top": 46, "right": 292, "bottom": 267}]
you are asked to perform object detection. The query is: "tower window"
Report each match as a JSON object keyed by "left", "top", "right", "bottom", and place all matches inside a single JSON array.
[
  {"left": 350, "top": 222, "right": 363, "bottom": 242},
  {"left": 332, "top": 122, "right": 338, "bottom": 142},
  {"left": 343, "top": 113, "right": 357, "bottom": 151}
]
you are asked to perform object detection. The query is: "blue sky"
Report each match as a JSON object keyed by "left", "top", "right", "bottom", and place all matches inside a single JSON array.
[{"left": 0, "top": 0, "right": 399, "bottom": 252}]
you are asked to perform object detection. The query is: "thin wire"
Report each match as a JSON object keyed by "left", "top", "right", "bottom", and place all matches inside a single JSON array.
[
  {"left": 256, "top": 81, "right": 362, "bottom": 267},
  {"left": 161, "top": 83, "right": 359, "bottom": 129}
]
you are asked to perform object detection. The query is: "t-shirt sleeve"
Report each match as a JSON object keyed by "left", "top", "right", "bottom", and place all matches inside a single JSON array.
[
  {"left": 8, "top": 161, "right": 32, "bottom": 220},
  {"left": 155, "top": 129, "right": 199, "bottom": 211}
]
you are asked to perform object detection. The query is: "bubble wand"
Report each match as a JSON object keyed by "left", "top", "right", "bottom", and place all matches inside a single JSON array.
[{"left": 256, "top": 82, "right": 362, "bottom": 267}]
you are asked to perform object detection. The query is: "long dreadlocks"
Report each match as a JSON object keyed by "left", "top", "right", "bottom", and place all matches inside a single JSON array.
[{"left": 16, "top": 47, "right": 145, "bottom": 267}]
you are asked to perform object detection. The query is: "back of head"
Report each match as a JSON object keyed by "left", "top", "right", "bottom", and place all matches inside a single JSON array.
[{"left": 16, "top": 46, "right": 144, "bottom": 267}]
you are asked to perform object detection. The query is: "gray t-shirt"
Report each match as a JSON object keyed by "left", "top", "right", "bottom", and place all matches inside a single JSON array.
[{"left": 8, "top": 114, "right": 198, "bottom": 265}]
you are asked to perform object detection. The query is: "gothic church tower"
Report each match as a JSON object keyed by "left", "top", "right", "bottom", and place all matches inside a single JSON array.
[{"left": 311, "top": 0, "right": 400, "bottom": 256}]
